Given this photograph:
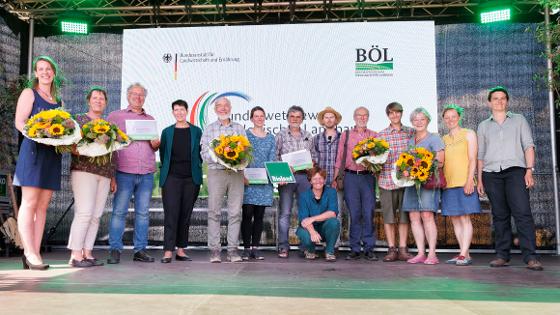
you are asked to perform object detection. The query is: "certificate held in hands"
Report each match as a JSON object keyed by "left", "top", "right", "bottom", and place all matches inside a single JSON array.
[
  {"left": 280, "top": 149, "right": 313, "bottom": 171},
  {"left": 265, "top": 162, "right": 296, "bottom": 184},
  {"left": 125, "top": 120, "right": 158, "bottom": 140},
  {"left": 244, "top": 168, "right": 269, "bottom": 184}
]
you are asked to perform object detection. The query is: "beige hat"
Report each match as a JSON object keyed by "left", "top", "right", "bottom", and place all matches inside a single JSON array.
[{"left": 317, "top": 106, "right": 342, "bottom": 126}]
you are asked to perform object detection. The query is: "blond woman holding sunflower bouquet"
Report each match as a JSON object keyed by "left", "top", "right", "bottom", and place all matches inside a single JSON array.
[
  {"left": 401, "top": 107, "right": 445, "bottom": 265},
  {"left": 66, "top": 86, "right": 120, "bottom": 268},
  {"left": 13, "top": 56, "right": 66, "bottom": 270}
]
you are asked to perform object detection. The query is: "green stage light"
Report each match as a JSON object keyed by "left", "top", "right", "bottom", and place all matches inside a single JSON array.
[
  {"left": 480, "top": 8, "right": 511, "bottom": 24},
  {"left": 61, "top": 21, "right": 89, "bottom": 34}
]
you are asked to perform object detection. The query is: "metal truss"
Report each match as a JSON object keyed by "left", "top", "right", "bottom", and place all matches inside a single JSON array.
[{"left": 1, "top": 1, "right": 545, "bottom": 29}]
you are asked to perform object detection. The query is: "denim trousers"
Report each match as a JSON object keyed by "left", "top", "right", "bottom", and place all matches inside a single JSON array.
[
  {"left": 277, "top": 174, "right": 311, "bottom": 250},
  {"left": 296, "top": 217, "right": 340, "bottom": 254},
  {"left": 109, "top": 171, "right": 154, "bottom": 252},
  {"left": 482, "top": 167, "right": 538, "bottom": 263},
  {"left": 343, "top": 172, "right": 376, "bottom": 253}
]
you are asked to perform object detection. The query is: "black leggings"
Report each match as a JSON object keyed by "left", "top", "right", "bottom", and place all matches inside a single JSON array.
[{"left": 241, "top": 204, "right": 266, "bottom": 248}]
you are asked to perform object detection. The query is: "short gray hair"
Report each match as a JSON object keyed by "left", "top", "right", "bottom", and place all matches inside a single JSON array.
[
  {"left": 214, "top": 96, "right": 231, "bottom": 107},
  {"left": 409, "top": 107, "right": 431, "bottom": 123},
  {"left": 353, "top": 106, "right": 369, "bottom": 116},
  {"left": 287, "top": 105, "right": 305, "bottom": 118},
  {"left": 127, "top": 83, "right": 148, "bottom": 97}
]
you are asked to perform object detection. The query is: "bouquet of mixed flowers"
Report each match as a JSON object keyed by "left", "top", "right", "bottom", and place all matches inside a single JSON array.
[
  {"left": 351, "top": 137, "right": 390, "bottom": 173},
  {"left": 76, "top": 118, "right": 131, "bottom": 165},
  {"left": 392, "top": 146, "right": 435, "bottom": 188},
  {"left": 209, "top": 134, "right": 252, "bottom": 171},
  {"left": 23, "top": 108, "right": 81, "bottom": 146}
]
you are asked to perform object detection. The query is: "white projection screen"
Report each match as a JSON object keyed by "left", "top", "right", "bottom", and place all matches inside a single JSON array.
[{"left": 121, "top": 21, "right": 437, "bottom": 136}]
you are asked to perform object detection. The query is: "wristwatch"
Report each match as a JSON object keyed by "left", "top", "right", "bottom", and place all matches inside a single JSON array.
[{"left": 526, "top": 167, "right": 535, "bottom": 172}]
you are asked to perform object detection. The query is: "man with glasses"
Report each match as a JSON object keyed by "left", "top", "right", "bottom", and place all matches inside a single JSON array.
[
  {"left": 107, "top": 83, "right": 160, "bottom": 264},
  {"left": 275, "top": 106, "right": 315, "bottom": 258}
]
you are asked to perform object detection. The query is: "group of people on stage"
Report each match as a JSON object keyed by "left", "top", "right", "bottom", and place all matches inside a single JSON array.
[{"left": 13, "top": 56, "right": 543, "bottom": 271}]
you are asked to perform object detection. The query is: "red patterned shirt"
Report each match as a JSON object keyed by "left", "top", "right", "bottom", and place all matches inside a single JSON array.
[{"left": 377, "top": 124, "right": 414, "bottom": 190}]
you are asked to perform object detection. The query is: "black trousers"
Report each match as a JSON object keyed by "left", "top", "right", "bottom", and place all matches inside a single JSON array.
[
  {"left": 482, "top": 167, "right": 538, "bottom": 263},
  {"left": 241, "top": 204, "right": 266, "bottom": 248},
  {"left": 162, "top": 175, "right": 200, "bottom": 251}
]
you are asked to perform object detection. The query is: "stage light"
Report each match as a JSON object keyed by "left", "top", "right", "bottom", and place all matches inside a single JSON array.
[
  {"left": 480, "top": 7, "right": 511, "bottom": 24},
  {"left": 60, "top": 21, "right": 89, "bottom": 34}
]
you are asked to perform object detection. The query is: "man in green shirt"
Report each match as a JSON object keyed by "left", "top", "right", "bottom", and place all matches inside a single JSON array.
[{"left": 477, "top": 86, "right": 542, "bottom": 271}]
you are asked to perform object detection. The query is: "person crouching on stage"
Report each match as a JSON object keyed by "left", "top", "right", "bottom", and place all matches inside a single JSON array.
[{"left": 296, "top": 167, "right": 340, "bottom": 262}]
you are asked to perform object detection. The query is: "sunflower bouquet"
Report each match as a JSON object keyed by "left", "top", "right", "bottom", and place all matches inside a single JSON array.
[
  {"left": 392, "top": 146, "right": 435, "bottom": 188},
  {"left": 76, "top": 118, "right": 131, "bottom": 165},
  {"left": 208, "top": 134, "right": 253, "bottom": 171},
  {"left": 351, "top": 137, "right": 390, "bottom": 173},
  {"left": 23, "top": 108, "right": 81, "bottom": 146}
]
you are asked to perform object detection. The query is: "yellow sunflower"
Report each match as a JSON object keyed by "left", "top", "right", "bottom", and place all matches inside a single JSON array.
[
  {"left": 48, "top": 124, "right": 65, "bottom": 136},
  {"left": 419, "top": 158, "right": 432, "bottom": 170},
  {"left": 417, "top": 170, "right": 429, "bottom": 182},
  {"left": 215, "top": 145, "right": 225, "bottom": 155},
  {"left": 404, "top": 156, "right": 415, "bottom": 167},
  {"left": 424, "top": 151, "right": 434, "bottom": 160},
  {"left": 93, "top": 124, "right": 110, "bottom": 134},
  {"left": 117, "top": 129, "right": 129, "bottom": 142},
  {"left": 410, "top": 166, "right": 419, "bottom": 178},
  {"left": 28, "top": 125, "right": 38, "bottom": 137},
  {"left": 225, "top": 150, "right": 239, "bottom": 160}
]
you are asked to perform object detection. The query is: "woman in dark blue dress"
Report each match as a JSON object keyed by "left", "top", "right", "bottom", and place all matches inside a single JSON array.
[{"left": 13, "top": 56, "right": 64, "bottom": 270}]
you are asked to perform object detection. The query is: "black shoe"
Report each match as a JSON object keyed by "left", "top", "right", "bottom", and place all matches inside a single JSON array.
[
  {"left": 345, "top": 251, "right": 361, "bottom": 260},
  {"left": 133, "top": 250, "right": 155, "bottom": 263},
  {"left": 175, "top": 254, "right": 192, "bottom": 261},
  {"left": 23, "top": 256, "right": 49, "bottom": 270},
  {"left": 85, "top": 258, "right": 104, "bottom": 266},
  {"left": 241, "top": 249, "right": 251, "bottom": 261},
  {"left": 366, "top": 250, "right": 379, "bottom": 261},
  {"left": 107, "top": 250, "right": 121, "bottom": 264},
  {"left": 70, "top": 259, "right": 94, "bottom": 268},
  {"left": 160, "top": 257, "right": 172, "bottom": 263}
]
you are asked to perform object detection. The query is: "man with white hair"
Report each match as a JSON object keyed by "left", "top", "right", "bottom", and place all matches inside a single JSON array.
[{"left": 200, "top": 97, "right": 247, "bottom": 263}]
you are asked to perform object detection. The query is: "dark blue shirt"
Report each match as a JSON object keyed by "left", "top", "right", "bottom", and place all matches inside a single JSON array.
[{"left": 298, "top": 186, "right": 339, "bottom": 223}]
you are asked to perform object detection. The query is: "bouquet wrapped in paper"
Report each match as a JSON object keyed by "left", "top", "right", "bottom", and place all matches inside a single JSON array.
[
  {"left": 392, "top": 146, "right": 435, "bottom": 188},
  {"left": 351, "top": 136, "right": 390, "bottom": 173},
  {"left": 76, "top": 118, "right": 131, "bottom": 165},
  {"left": 23, "top": 108, "right": 81, "bottom": 146},
  {"left": 208, "top": 134, "right": 253, "bottom": 172}
]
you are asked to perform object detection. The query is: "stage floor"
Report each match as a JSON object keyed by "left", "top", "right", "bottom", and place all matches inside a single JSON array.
[{"left": 1, "top": 249, "right": 559, "bottom": 314}]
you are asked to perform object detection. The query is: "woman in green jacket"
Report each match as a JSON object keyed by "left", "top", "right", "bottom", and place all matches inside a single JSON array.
[{"left": 159, "top": 99, "right": 203, "bottom": 263}]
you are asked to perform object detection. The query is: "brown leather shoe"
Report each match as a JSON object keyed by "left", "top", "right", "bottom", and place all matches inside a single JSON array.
[
  {"left": 398, "top": 247, "right": 413, "bottom": 261},
  {"left": 383, "top": 247, "right": 398, "bottom": 262},
  {"left": 527, "top": 259, "right": 543, "bottom": 271},
  {"left": 489, "top": 258, "right": 510, "bottom": 267}
]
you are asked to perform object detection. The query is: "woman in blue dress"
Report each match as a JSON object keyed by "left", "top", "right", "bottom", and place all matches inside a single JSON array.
[
  {"left": 13, "top": 56, "right": 64, "bottom": 270},
  {"left": 402, "top": 107, "right": 445, "bottom": 265},
  {"left": 241, "top": 106, "right": 275, "bottom": 260}
]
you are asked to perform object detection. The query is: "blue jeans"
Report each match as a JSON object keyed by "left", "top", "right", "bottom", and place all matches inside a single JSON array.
[
  {"left": 277, "top": 174, "right": 311, "bottom": 250},
  {"left": 296, "top": 218, "right": 340, "bottom": 254},
  {"left": 343, "top": 172, "right": 376, "bottom": 252},
  {"left": 109, "top": 171, "right": 154, "bottom": 252}
]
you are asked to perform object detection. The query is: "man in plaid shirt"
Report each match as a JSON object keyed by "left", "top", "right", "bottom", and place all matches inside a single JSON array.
[
  {"left": 377, "top": 102, "right": 415, "bottom": 262},
  {"left": 312, "top": 107, "right": 344, "bottom": 248}
]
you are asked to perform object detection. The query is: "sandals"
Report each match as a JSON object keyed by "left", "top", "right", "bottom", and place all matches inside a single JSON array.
[
  {"left": 407, "top": 255, "right": 427, "bottom": 264},
  {"left": 304, "top": 251, "right": 317, "bottom": 260},
  {"left": 424, "top": 256, "right": 440, "bottom": 265}
]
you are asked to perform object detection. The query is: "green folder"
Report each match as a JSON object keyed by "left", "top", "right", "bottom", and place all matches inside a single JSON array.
[{"left": 265, "top": 162, "right": 296, "bottom": 184}]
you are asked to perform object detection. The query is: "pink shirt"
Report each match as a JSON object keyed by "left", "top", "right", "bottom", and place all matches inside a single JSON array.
[
  {"left": 107, "top": 106, "right": 157, "bottom": 174},
  {"left": 335, "top": 127, "right": 378, "bottom": 172}
]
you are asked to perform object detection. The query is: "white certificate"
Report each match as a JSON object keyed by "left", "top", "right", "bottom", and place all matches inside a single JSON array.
[
  {"left": 125, "top": 120, "right": 158, "bottom": 140},
  {"left": 244, "top": 168, "right": 269, "bottom": 184},
  {"left": 281, "top": 149, "right": 313, "bottom": 171}
]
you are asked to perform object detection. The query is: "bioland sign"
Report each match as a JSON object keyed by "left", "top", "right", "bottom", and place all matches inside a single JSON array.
[{"left": 122, "top": 22, "right": 437, "bottom": 137}]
